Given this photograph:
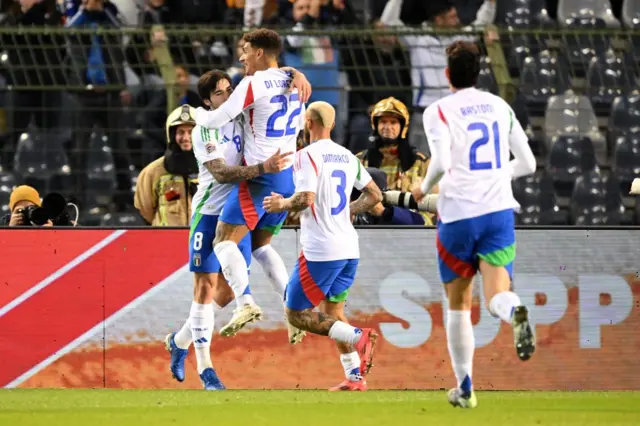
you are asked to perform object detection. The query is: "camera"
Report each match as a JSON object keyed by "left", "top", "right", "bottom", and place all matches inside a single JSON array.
[{"left": 20, "top": 193, "right": 73, "bottom": 226}]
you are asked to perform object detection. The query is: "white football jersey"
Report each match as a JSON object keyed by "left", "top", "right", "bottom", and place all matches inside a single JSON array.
[
  {"left": 191, "top": 119, "right": 244, "bottom": 217},
  {"left": 194, "top": 68, "right": 305, "bottom": 167},
  {"left": 423, "top": 87, "right": 530, "bottom": 223},
  {"left": 294, "top": 139, "right": 372, "bottom": 262}
]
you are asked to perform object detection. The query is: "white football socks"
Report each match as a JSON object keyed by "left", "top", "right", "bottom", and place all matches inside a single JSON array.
[
  {"left": 340, "top": 351, "right": 363, "bottom": 382},
  {"left": 174, "top": 318, "right": 192, "bottom": 349},
  {"left": 189, "top": 302, "right": 214, "bottom": 374},
  {"left": 214, "top": 241, "right": 250, "bottom": 308},
  {"left": 252, "top": 244, "right": 288, "bottom": 298},
  {"left": 489, "top": 291, "right": 522, "bottom": 323},
  {"left": 446, "top": 310, "right": 475, "bottom": 395},
  {"left": 328, "top": 321, "right": 362, "bottom": 345}
]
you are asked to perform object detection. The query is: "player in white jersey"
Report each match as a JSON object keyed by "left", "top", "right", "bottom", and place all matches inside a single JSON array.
[
  {"left": 164, "top": 70, "right": 294, "bottom": 390},
  {"left": 263, "top": 102, "right": 383, "bottom": 392},
  {"left": 194, "top": 29, "right": 311, "bottom": 341},
  {"left": 412, "top": 41, "right": 537, "bottom": 408}
]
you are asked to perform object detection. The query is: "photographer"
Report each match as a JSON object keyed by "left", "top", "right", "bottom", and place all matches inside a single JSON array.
[{"left": 2, "top": 185, "right": 51, "bottom": 227}]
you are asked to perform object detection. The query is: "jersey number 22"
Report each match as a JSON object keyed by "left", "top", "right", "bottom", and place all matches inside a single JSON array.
[
  {"left": 266, "top": 93, "right": 302, "bottom": 138},
  {"left": 468, "top": 121, "right": 502, "bottom": 171}
]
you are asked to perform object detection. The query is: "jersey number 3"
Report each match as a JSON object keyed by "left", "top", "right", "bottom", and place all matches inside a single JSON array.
[
  {"left": 331, "top": 170, "right": 347, "bottom": 215},
  {"left": 468, "top": 121, "right": 501, "bottom": 171},
  {"left": 266, "top": 93, "right": 302, "bottom": 138}
]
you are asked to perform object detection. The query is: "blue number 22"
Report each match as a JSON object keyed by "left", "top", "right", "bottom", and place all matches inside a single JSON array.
[
  {"left": 468, "top": 121, "right": 501, "bottom": 170},
  {"left": 331, "top": 170, "right": 347, "bottom": 215},
  {"left": 266, "top": 93, "right": 302, "bottom": 138}
]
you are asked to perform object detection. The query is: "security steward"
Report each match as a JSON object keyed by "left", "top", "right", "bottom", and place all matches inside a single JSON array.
[
  {"left": 356, "top": 96, "right": 436, "bottom": 225},
  {"left": 134, "top": 105, "right": 199, "bottom": 226}
]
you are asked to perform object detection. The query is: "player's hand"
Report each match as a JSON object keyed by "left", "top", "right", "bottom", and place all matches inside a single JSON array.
[
  {"left": 290, "top": 71, "right": 312, "bottom": 104},
  {"left": 263, "top": 192, "right": 286, "bottom": 213},
  {"left": 263, "top": 148, "right": 294, "bottom": 174},
  {"left": 411, "top": 185, "right": 425, "bottom": 203}
]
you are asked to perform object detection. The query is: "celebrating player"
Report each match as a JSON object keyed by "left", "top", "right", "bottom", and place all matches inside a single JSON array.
[
  {"left": 412, "top": 41, "right": 537, "bottom": 408},
  {"left": 164, "top": 69, "right": 306, "bottom": 390},
  {"left": 194, "top": 29, "right": 310, "bottom": 342},
  {"left": 263, "top": 102, "right": 382, "bottom": 391}
]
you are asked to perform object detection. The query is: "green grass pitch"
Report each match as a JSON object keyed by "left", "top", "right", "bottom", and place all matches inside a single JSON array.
[{"left": 0, "top": 390, "right": 638, "bottom": 426}]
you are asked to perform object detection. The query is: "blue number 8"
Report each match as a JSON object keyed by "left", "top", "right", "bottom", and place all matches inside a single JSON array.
[
  {"left": 266, "top": 93, "right": 302, "bottom": 138},
  {"left": 232, "top": 135, "right": 242, "bottom": 153},
  {"left": 468, "top": 121, "right": 501, "bottom": 171},
  {"left": 331, "top": 170, "right": 347, "bottom": 215}
]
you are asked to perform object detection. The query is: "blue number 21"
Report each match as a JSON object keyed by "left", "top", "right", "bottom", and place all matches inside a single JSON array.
[
  {"left": 468, "top": 121, "right": 501, "bottom": 171},
  {"left": 266, "top": 93, "right": 302, "bottom": 138},
  {"left": 331, "top": 170, "right": 347, "bottom": 215}
]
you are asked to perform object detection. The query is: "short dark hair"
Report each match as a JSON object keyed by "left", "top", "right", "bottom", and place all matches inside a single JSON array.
[
  {"left": 446, "top": 41, "right": 480, "bottom": 89},
  {"left": 243, "top": 28, "right": 282, "bottom": 57},
  {"left": 197, "top": 69, "right": 232, "bottom": 103}
]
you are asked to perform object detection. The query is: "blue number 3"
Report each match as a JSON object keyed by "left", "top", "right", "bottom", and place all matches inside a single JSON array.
[
  {"left": 266, "top": 93, "right": 302, "bottom": 138},
  {"left": 468, "top": 121, "right": 501, "bottom": 171},
  {"left": 331, "top": 170, "right": 347, "bottom": 215}
]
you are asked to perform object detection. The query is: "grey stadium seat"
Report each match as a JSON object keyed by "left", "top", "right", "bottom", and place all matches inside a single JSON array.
[
  {"left": 622, "top": 0, "right": 640, "bottom": 28},
  {"left": 558, "top": 0, "right": 620, "bottom": 27}
]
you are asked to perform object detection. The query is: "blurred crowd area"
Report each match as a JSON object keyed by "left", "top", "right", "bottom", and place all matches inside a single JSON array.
[{"left": 0, "top": 0, "right": 639, "bottom": 227}]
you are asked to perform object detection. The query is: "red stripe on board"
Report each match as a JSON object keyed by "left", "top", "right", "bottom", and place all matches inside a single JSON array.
[
  {"left": 436, "top": 233, "right": 476, "bottom": 278},
  {"left": 298, "top": 252, "right": 325, "bottom": 307},
  {"left": 0, "top": 230, "right": 113, "bottom": 308},
  {"left": 0, "top": 230, "right": 189, "bottom": 387},
  {"left": 437, "top": 105, "right": 448, "bottom": 125},
  {"left": 238, "top": 181, "right": 259, "bottom": 230}
]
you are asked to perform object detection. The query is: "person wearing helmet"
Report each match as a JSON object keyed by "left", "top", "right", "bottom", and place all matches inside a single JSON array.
[
  {"left": 134, "top": 105, "right": 198, "bottom": 226},
  {"left": 355, "top": 96, "right": 437, "bottom": 225}
]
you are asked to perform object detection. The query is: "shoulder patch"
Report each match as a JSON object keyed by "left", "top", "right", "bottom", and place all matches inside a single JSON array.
[{"left": 205, "top": 141, "right": 217, "bottom": 154}]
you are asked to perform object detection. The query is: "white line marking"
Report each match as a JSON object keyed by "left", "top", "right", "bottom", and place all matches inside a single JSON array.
[
  {"left": 5, "top": 264, "right": 190, "bottom": 388},
  {"left": 0, "top": 230, "right": 127, "bottom": 318}
]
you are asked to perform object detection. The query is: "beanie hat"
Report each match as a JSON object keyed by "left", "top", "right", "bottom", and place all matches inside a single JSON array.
[{"left": 9, "top": 185, "right": 41, "bottom": 211}]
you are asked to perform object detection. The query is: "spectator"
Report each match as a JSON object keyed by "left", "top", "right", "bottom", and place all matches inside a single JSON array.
[
  {"left": 226, "top": 36, "right": 246, "bottom": 88},
  {"left": 1, "top": 185, "right": 51, "bottom": 226},
  {"left": 380, "top": 0, "right": 497, "bottom": 154},
  {"left": 283, "top": 0, "right": 341, "bottom": 136},
  {"left": 355, "top": 97, "right": 435, "bottom": 225},
  {"left": 65, "top": 0, "right": 133, "bottom": 209},
  {"left": 0, "top": 0, "right": 65, "bottom": 171},
  {"left": 134, "top": 105, "right": 198, "bottom": 226}
]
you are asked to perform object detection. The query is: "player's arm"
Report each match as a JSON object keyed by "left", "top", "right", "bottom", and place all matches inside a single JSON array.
[
  {"left": 349, "top": 162, "right": 383, "bottom": 215},
  {"left": 280, "top": 67, "right": 312, "bottom": 103},
  {"left": 195, "top": 77, "right": 255, "bottom": 129},
  {"left": 414, "top": 106, "right": 451, "bottom": 200},
  {"left": 508, "top": 109, "right": 536, "bottom": 179},
  {"left": 205, "top": 148, "right": 293, "bottom": 184},
  {"left": 264, "top": 151, "right": 318, "bottom": 213}
]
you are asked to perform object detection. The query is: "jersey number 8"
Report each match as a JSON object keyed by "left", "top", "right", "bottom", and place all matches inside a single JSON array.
[
  {"left": 192, "top": 232, "right": 203, "bottom": 251},
  {"left": 266, "top": 93, "right": 302, "bottom": 138},
  {"left": 468, "top": 121, "right": 502, "bottom": 171}
]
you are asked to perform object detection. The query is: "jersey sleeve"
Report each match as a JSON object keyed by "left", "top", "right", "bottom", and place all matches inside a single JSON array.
[
  {"left": 193, "top": 126, "right": 224, "bottom": 165},
  {"left": 507, "top": 106, "right": 536, "bottom": 179},
  {"left": 294, "top": 150, "right": 319, "bottom": 194},
  {"left": 194, "top": 77, "right": 256, "bottom": 129},
  {"left": 353, "top": 156, "right": 372, "bottom": 190},
  {"left": 420, "top": 104, "right": 452, "bottom": 194}
]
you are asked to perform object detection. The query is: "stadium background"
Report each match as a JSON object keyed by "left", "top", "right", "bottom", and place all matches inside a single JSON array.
[{"left": 0, "top": 0, "right": 639, "bottom": 391}]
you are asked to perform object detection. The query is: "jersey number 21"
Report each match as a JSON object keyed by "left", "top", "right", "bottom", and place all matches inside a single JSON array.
[{"left": 468, "top": 121, "right": 502, "bottom": 171}]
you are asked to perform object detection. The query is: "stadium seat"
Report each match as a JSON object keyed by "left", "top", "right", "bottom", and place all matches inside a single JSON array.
[
  {"left": 477, "top": 57, "right": 498, "bottom": 94},
  {"left": 85, "top": 131, "right": 117, "bottom": 208},
  {"left": 558, "top": 0, "right": 620, "bottom": 27},
  {"left": 608, "top": 92, "right": 640, "bottom": 152},
  {"left": 612, "top": 134, "right": 640, "bottom": 193},
  {"left": 79, "top": 205, "right": 110, "bottom": 227},
  {"left": 100, "top": 212, "right": 147, "bottom": 226},
  {"left": 512, "top": 173, "right": 566, "bottom": 224},
  {"left": 622, "top": 0, "right": 640, "bottom": 28},
  {"left": 586, "top": 51, "right": 638, "bottom": 114},
  {"left": 546, "top": 134, "right": 598, "bottom": 197},
  {"left": 544, "top": 92, "right": 606, "bottom": 162},
  {"left": 0, "top": 171, "right": 16, "bottom": 216},
  {"left": 605, "top": 172, "right": 634, "bottom": 224},
  {"left": 562, "top": 17, "right": 609, "bottom": 76},
  {"left": 13, "top": 132, "right": 50, "bottom": 193},
  {"left": 569, "top": 170, "right": 610, "bottom": 225},
  {"left": 520, "top": 50, "right": 571, "bottom": 114}
]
